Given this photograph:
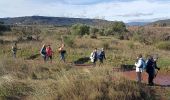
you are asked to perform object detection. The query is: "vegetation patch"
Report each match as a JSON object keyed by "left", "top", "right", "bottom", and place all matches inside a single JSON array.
[{"left": 156, "top": 41, "right": 170, "bottom": 50}]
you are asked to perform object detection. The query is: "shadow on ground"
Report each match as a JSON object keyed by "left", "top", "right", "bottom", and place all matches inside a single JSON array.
[
  {"left": 74, "top": 57, "right": 90, "bottom": 64},
  {"left": 120, "top": 64, "right": 135, "bottom": 71},
  {"left": 26, "top": 54, "right": 40, "bottom": 60}
]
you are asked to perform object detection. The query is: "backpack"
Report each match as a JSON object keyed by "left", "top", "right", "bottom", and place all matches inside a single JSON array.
[
  {"left": 139, "top": 59, "right": 146, "bottom": 69},
  {"left": 61, "top": 50, "right": 66, "bottom": 54},
  {"left": 40, "top": 47, "right": 46, "bottom": 56},
  {"left": 12, "top": 46, "right": 17, "bottom": 52}
]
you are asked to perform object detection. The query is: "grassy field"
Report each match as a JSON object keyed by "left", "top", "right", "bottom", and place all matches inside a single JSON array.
[{"left": 0, "top": 25, "right": 170, "bottom": 100}]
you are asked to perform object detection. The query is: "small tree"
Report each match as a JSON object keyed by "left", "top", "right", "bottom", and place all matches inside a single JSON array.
[
  {"left": 90, "top": 27, "right": 99, "bottom": 34},
  {"left": 98, "top": 29, "right": 105, "bottom": 36},
  {"left": 104, "top": 28, "right": 113, "bottom": 36},
  {"left": 104, "top": 21, "right": 127, "bottom": 35},
  {"left": 90, "top": 27, "right": 99, "bottom": 39},
  {"left": 102, "top": 21, "right": 127, "bottom": 39},
  {"left": 63, "top": 36, "right": 75, "bottom": 48},
  {"left": 111, "top": 21, "right": 127, "bottom": 33},
  {"left": 71, "top": 24, "right": 90, "bottom": 37},
  {"left": 0, "top": 21, "right": 10, "bottom": 35}
]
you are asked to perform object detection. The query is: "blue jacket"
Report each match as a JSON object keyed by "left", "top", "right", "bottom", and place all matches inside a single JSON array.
[{"left": 98, "top": 51, "right": 106, "bottom": 60}]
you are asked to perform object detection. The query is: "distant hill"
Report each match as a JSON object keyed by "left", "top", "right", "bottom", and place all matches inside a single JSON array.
[
  {"left": 0, "top": 16, "right": 114, "bottom": 27},
  {"left": 149, "top": 19, "right": 170, "bottom": 27},
  {"left": 126, "top": 22, "right": 149, "bottom": 26}
]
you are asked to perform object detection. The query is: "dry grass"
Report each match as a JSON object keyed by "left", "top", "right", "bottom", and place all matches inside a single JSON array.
[
  {"left": 0, "top": 26, "right": 170, "bottom": 100},
  {"left": 0, "top": 59, "right": 155, "bottom": 100}
]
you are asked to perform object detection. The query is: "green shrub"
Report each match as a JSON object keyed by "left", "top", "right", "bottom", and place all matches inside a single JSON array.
[
  {"left": 71, "top": 24, "right": 90, "bottom": 37},
  {"left": 98, "top": 29, "right": 105, "bottom": 36},
  {"left": 90, "top": 27, "right": 99, "bottom": 34},
  {"left": 104, "top": 28, "right": 113, "bottom": 36},
  {"left": 90, "top": 34, "right": 97, "bottom": 39},
  {"left": 104, "top": 21, "right": 127, "bottom": 36},
  {"left": 156, "top": 41, "right": 170, "bottom": 50},
  {"left": 0, "top": 22, "right": 11, "bottom": 34},
  {"left": 63, "top": 36, "right": 75, "bottom": 48},
  {"left": 111, "top": 21, "right": 127, "bottom": 33}
]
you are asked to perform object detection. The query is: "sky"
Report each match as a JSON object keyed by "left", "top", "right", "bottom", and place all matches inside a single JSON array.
[{"left": 0, "top": 0, "right": 170, "bottom": 22}]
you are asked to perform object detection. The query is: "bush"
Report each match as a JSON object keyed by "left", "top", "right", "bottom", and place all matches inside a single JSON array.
[
  {"left": 103, "top": 28, "right": 112, "bottom": 36},
  {"left": 98, "top": 29, "right": 105, "bottom": 36},
  {"left": 90, "top": 27, "right": 99, "bottom": 38},
  {"left": 0, "top": 22, "right": 10, "bottom": 35},
  {"left": 132, "top": 32, "right": 150, "bottom": 44},
  {"left": 104, "top": 21, "right": 127, "bottom": 35},
  {"left": 111, "top": 21, "right": 127, "bottom": 33},
  {"left": 90, "top": 27, "right": 99, "bottom": 34},
  {"left": 71, "top": 24, "right": 90, "bottom": 37},
  {"left": 156, "top": 41, "right": 170, "bottom": 50},
  {"left": 90, "top": 34, "right": 97, "bottom": 39},
  {"left": 63, "top": 36, "right": 75, "bottom": 47}
]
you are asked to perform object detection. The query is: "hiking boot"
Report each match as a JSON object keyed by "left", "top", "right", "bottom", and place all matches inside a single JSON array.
[{"left": 148, "top": 83, "right": 154, "bottom": 86}]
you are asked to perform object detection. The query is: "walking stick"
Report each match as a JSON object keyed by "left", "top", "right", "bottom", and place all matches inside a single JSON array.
[{"left": 155, "top": 69, "right": 159, "bottom": 78}]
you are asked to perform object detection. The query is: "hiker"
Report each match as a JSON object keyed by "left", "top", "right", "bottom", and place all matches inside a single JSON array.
[
  {"left": 40, "top": 44, "right": 47, "bottom": 62},
  {"left": 90, "top": 48, "right": 98, "bottom": 67},
  {"left": 58, "top": 44, "right": 66, "bottom": 63},
  {"left": 46, "top": 45, "right": 53, "bottom": 63},
  {"left": 12, "top": 42, "right": 19, "bottom": 58},
  {"left": 135, "top": 54, "right": 145, "bottom": 83},
  {"left": 98, "top": 48, "right": 106, "bottom": 66},
  {"left": 145, "top": 56, "right": 160, "bottom": 86}
]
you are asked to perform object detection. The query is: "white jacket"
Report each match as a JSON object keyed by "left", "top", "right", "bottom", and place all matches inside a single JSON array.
[
  {"left": 90, "top": 52, "right": 95, "bottom": 62},
  {"left": 135, "top": 58, "right": 144, "bottom": 72}
]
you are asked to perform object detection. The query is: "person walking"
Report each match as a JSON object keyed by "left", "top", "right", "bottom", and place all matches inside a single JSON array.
[
  {"left": 135, "top": 54, "right": 145, "bottom": 83},
  {"left": 146, "top": 56, "right": 160, "bottom": 86},
  {"left": 90, "top": 48, "right": 98, "bottom": 67},
  {"left": 40, "top": 44, "right": 47, "bottom": 62},
  {"left": 58, "top": 44, "right": 66, "bottom": 63},
  {"left": 12, "top": 42, "right": 18, "bottom": 58},
  {"left": 46, "top": 45, "right": 53, "bottom": 63},
  {"left": 98, "top": 48, "right": 106, "bottom": 66}
]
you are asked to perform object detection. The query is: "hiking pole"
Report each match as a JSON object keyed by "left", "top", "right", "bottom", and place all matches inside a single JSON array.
[{"left": 155, "top": 69, "right": 159, "bottom": 78}]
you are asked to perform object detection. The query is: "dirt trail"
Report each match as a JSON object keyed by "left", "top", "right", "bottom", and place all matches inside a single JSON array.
[
  {"left": 123, "top": 70, "right": 170, "bottom": 86},
  {"left": 26, "top": 59, "right": 94, "bottom": 67}
]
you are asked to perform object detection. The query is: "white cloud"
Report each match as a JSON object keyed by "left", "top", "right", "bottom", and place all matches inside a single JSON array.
[{"left": 0, "top": 0, "right": 170, "bottom": 22}]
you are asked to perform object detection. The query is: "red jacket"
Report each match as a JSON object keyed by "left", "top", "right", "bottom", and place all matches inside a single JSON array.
[{"left": 46, "top": 47, "right": 52, "bottom": 56}]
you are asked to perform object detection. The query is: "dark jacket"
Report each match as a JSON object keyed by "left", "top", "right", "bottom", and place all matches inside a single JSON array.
[
  {"left": 99, "top": 51, "right": 106, "bottom": 60},
  {"left": 146, "top": 59, "right": 159, "bottom": 74}
]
